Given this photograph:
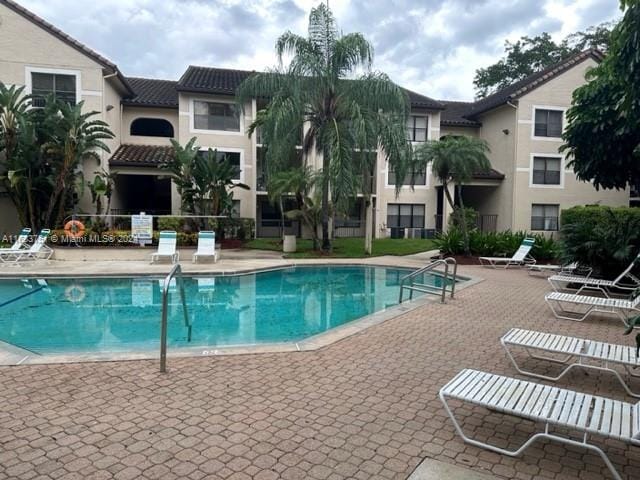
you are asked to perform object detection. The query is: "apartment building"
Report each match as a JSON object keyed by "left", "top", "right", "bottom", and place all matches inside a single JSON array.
[{"left": 0, "top": 0, "right": 630, "bottom": 239}]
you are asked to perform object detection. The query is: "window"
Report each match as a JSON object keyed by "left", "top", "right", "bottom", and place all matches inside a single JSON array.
[
  {"left": 130, "top": 118, "right": 174, "bottom": 137},
  {"left": 387, "top": 204, "right": 425, "bottom": 228},
  {"left": 532, "top": 156, "right": 561, "bottom": 185},
  {"left": 534, "top": 109, "right": 563, "bottom": 138},
  {"left": 388, "top": 166, "right": 426, "bottom": 186},
  {"left": 406, "top": 115, "right": 428, "bottom": 142},
  {"left": 198, "top": 150, "right": 241, "bottom": 180},
  {"left": 231, "top": 200, "right": 240, "bottom": 218},
  {"left": 31, "top": 72, "right": 76, "bottom": 107},
  {"left": 194, "top": 101, "right": 240, "bottom": 132},
  {"left": 531, "top": 204, "right": 559, "bottom": 231}
]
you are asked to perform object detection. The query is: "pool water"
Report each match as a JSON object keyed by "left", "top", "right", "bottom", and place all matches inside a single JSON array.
[{"left": 0, "top": 266, "right": 452, "bottom": 355}]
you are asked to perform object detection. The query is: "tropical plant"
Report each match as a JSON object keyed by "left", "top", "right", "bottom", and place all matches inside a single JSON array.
[
  {"left": 561, "top": 1, "right": 640, "bottom": 190},
  {"left": 285, "top": 193, "right": 329, "bottom": 251},
  {"left": 415, "top": 135, "right": 491, "bottom": 255},
  {"left": 0, "top": 87, "right": 114, "bottom": 230},
  {"left": 42, "top": 101, "right": 114, "bottom": 227},
  {"left": 560, "top": 206, "right": 640, "bottom": 278},
  {"left": 448, "top": 206, "right": 478, "bottom": 233},
  {"left": 165, "top": 138, "right": 250, "bottom": 229},
  {"left": 237, "top": 3, "right": 412, "bottom": 253},
  {"left": 0, "top": 84, "right": 39, "bottom": 228},
  {"left": 267, "top": 166, "right": 318, "bottom": 239},
  {"left": 87, "top": 168, "right": 117, "bottom": 215},
  {"left": 437, "top": 229, "right": 560, "bottom": 261}
]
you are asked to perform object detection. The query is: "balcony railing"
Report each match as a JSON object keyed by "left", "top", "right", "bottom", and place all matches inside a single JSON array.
[
  {"left": 433, "top": 213, "right": 498, "bottom": 233},
  {"left": 334, "top": 220, "right": 365, "bottom": 238}
]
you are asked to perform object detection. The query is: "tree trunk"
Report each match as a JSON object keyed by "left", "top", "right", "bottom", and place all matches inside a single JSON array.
[
  {"left": 364, "top": 196, "right": 373, "bottom": 255},
  {"left": 321, "top": 148, "right": 331, "bottom": 252},
  {"left": 279, "top": 196, "right": 285, "bottom": 240},
  {"left": 456, "top": 184, "right": 471, "bottom": 256}
]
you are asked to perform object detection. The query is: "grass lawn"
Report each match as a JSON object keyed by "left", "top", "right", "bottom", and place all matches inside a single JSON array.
[{"left": 244, "top": 237, "right": 438, "bottom": 258}]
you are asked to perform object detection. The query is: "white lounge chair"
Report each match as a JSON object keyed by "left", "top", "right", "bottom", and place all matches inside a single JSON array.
[
  {"left": 0, "top": 227, "right": 31, "bottom": 253},
  {"left": 548, "top": 252, "right": 640, "bottom": 296},
  {"left": 545, "top": 290, "right": 640, "bottom": 325},
  {"left": 527, "top": 261, "right": 588, "bottom": 277},
  {"left": 192, "top": 231, "right": 219, "bottom": 263},
  {"left": 440, "top": 369, "right": 640, "bottom": 480},
  {"left": 501, "top": 328, "right": 640, "bottom": 398},
  {"left": 0, "top": 229, "right": 52, "bottom": 264},
  {"left": 150, "top": 230, "right": 179, "bottom": 264},
  {"left": 478, "top": 237, "right": 536, "bottom": 268}
]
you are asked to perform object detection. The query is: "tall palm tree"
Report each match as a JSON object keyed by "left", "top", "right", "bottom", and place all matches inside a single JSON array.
[
  {"left": 415, "top": 135, "right": 491, "bottom": 255},
  {"left": 237, "top": 3, "right": 411, "bottom": 252}
]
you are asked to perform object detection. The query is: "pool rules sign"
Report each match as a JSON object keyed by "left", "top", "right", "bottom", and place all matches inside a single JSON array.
[{"left": 131, "top": 212, "right": 153, "bottom": 246}]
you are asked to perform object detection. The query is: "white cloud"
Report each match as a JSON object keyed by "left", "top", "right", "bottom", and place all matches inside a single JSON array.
[{"left": 17, "top": 0, "right": 621, "bottom": 100}]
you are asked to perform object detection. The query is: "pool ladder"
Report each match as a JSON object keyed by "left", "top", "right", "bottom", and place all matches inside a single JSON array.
[
  {"left": 398, "top": 257, "right": 457, "bottom": 304},
  {"left": 160, "top": 264, "right": 191, "bottom": 373}
]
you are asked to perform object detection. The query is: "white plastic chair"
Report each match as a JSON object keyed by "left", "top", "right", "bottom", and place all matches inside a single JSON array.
[
  {"left": 478, "top": 237, "right": 536, "bottom": 268},
  {"left": 150, "top": 231, "right": 179, "bottom": 264},
  {"left": 440, "top": 368, "right": 640, "bottom": 480},
  {"left": 548, "top": 252, "right": 640, "bottom": 296},
  {"left": 0, "top": 229, "right": 52, "bottom": 264},
  {"left": 0, "top": 228, "right": 31, "bottom": 253},
  {"left": 192, "top": 231, "right": 219, "bottom": 263}
]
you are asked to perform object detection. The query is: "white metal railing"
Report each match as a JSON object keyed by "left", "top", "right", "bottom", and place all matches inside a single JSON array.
[
  {"left": 159, "top": 264, "right": 191, "bottom": 373},
  {"left": 398, "top": 257, "right": 457, "bottom": 304}
]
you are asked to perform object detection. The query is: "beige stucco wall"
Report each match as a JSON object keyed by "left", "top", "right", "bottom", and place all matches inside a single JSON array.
[
  {"left": 474, "top": 105, "right": 517, "bottom": 231},
  {"left": 177, "top": 93, "right": 256, "bottom": 219},
  {"left": 0, "top": 3, "right": 130, "bottom": 222},
  {"left": 511, "top": 58, "right": 629, "bottom": 233},
  {"left": 122, "top": 106, "right": 178, "bottom": 146},
  {"left": 374, "top": 108, "right": 441, "bottom": 237}
]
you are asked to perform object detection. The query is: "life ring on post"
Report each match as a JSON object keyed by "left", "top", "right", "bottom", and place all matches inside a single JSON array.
[
  {"left": 64, "top": 220, "right": 85, "bottom": 239},
  {"left": 65, "top": 284, "right": 86, "bottom": 303}
]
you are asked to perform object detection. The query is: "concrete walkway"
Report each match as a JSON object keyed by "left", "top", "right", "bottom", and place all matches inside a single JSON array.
[{"left": 0, "top": 248, "right": 436, "bottom": 278}]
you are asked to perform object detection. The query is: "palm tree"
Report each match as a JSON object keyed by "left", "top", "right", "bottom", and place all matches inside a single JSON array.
[
  {"left": 267, "top": 166, "right": 317, "bottom": 239},
  {"left": 165, "top": 138, "right": 250, "bottom": 229},
  {"left": 0, "top": 84, "right": 36, "bottom": 228},
  {"left": 415, "top": 135, "right": 491, "bottom": 255},
  {"left": 237, "top": 3, "right": 411, "bottom": 252},
  {"left": 43, "top": 101, "right": 115, "bottom": 227}
]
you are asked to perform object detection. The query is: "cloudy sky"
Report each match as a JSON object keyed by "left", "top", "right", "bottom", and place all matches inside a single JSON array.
[{"left": 19, "top": 0, "right": 621, "bottom": 100}]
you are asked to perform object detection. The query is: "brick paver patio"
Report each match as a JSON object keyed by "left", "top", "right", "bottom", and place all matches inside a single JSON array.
[{"left": 1, "top": 266, "right": 639, "bottom": 479}]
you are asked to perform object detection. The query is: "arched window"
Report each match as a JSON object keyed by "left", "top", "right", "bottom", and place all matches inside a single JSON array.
[{"left": 130, "top": 118, "right": 174, "bottom": 137}]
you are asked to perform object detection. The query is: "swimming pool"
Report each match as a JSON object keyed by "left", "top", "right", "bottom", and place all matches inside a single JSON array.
[{"left": 0, "top": 266, "right": 453, "bottom": 355}]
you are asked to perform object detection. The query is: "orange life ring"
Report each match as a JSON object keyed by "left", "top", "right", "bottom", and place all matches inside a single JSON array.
[{"left": 64, "top": 220, "right": 85, "bottom": 238}]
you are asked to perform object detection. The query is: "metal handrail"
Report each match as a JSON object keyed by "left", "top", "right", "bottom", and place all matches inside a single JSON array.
[
  {"left": 160, "top": 264, "right": 191, "bottom": 373},
  {"left": 399, "top": 257, "right": 458, "bottom": 304}
]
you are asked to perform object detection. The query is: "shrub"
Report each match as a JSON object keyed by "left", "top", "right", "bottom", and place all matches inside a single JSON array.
[
  {"left": 435, "top": 228, "right": 559, "bottom": 261},
  {"left": 433, "top": 229, "right": 465, "bottom": 255},
  {"left": 157, "top": 217, "right": 184, "bottom": 231},
  {"left": 448, "top": 207, "right": 477, "bottom": 232},
  {"left": 561, "top": 206, "right": 640, "bottom": 279}
]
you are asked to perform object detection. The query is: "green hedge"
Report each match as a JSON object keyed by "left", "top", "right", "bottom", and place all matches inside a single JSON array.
[
  {"left": 435, "top": 229, "right": 559, "bottom": 261},
  {"left": 560, "top": 206, "right": 640, "bottom": 278},
  {"left": 156, "top": 217, "right": 255, "bottom": 241}
]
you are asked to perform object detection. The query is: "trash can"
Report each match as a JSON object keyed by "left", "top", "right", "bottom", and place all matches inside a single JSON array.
[{"left": 283, "top": 235, "right": 297, "bottom": 253}]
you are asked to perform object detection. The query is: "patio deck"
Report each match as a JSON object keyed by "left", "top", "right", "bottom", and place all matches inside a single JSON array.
[{"left": 1, "top": 264, "right": 639, "bottom": 479}]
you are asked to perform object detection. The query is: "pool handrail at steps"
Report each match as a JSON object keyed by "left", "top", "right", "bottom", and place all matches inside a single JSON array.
[
  {"left": 398, "top": 257, "right": 457, "bottom": 304},
  {"left": 160, "top": 264, "right": 191, "bottom": 373}
]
